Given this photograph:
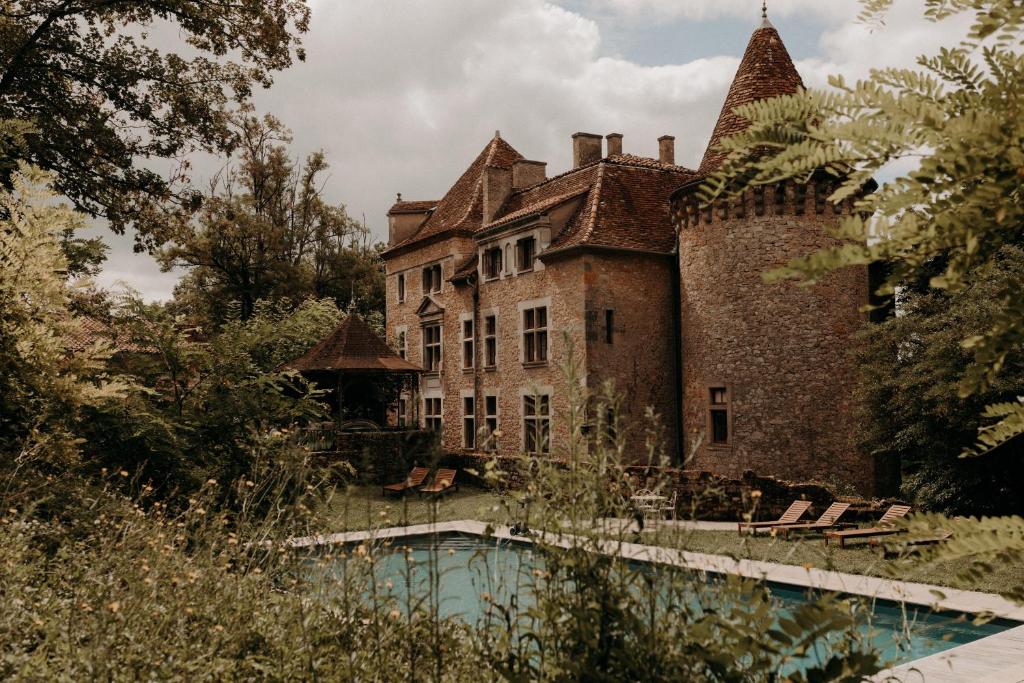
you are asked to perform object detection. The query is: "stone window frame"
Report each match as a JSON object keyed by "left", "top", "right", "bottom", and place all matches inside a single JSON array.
[
  {"left": 460, "top": 389, "right": 476, "bottom": 451},
  {"left": 422, "top": 262, "right": 443, "bottom": 295},
  {"left": 394, "top": 324, "right": 408, "bottom": 360},
  {"left": 422, "top": 320, "right": 443, "bottom": 374},
  {"left": 483, "top": 308, "right": 498, "bottom": 370},
  {"left": 397, "top": 272, "right": 406, "bottom": 303},
  {"left": 515, "top": 235, "right": 537, "bottom": 273},
  {"left": 483, "top": 390, "right": 500, "bottom": 452},
  {"left": 707, "top": 383, "right": 732, "bottom": 449},
  {"left": 397, "top": 392, "right": 410, "bottom": 428},
  {"left": 459, "top": 313, "right": 474, "bottom": 371},
  {"left": 520, "top": 385, "right": 553, "bottom": 455},
  {"left": 483, "top": 246, "right": 503, "bottom": 281},
  {"left": 423, "top": 391, "right": 442, "bottom": 432},
  {"left": 518, "top": 296, "right": 551, "bottom": 367}
]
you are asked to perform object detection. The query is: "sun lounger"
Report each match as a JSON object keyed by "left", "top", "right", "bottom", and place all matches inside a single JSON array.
[
  {"left": 738, "top": 500, "right": 812, "bottom": 535},
  {"left": 419, "top": 468, "right": 457, "bottom": 496},
  {"left": 824, "top": 505, "right": 912, "bottom": 548},
  {"left": 771, "top": 502, "right": 851, "bottom": 539},
  {"left": 382, "top": 466, "right": 429, "bottom": 497},
  {"left": 871, "top": 530, "right": 953, "bottom": 558}
]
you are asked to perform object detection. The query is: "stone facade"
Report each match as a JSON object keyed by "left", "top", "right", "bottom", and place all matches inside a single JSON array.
[{"left": 379, "top": 18, "right": 883, "bottom": 494}]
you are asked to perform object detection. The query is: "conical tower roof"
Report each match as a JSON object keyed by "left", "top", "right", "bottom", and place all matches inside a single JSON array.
[
  {"left": 286, "top": 316, "right": 421, "bottom": 373},
  {"left": 699, "top": 18, "right": 804, "bottom": 174}
]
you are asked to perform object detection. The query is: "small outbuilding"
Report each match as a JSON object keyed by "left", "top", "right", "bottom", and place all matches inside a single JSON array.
[{"left": 286, "top": 315, "right": 421, "bottom": 430}]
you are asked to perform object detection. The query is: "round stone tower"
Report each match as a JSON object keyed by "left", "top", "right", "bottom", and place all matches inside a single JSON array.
[{"left": 672, "top": 16, "right": 876, "bottom": 494}]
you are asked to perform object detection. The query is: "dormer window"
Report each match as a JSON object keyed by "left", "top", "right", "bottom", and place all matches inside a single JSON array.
[
  {"left": 516, "top": 236, "right": 536, "bottom": 272},
  {"left": 422, "top": 263, "right": 442, "bottom": 294},
  {"left": 484, "top": 247, "right": 503, "bottom": 280}
]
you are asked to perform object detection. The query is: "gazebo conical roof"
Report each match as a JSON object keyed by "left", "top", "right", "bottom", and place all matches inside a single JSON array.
[{"left": 286, "top": 316, "right": 421, "bottom": 373}]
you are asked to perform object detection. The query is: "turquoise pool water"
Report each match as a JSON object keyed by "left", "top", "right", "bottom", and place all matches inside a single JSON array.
[{"left": 318, "top": 532, "right": 1016, "bottom": 670}]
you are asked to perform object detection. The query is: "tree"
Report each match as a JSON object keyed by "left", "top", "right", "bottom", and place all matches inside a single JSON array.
[
  {"left": 856, "top": 247, "right": 1024, "bottom": 514},
  {"left": 702, "top": 0, "right": 1024, "bottom": 601},
  {"left": 0, "top": 0, "right": 310, "bottom": 247},
  {"left": 160, "top": 115, "right": 383, "bottom": 323}
]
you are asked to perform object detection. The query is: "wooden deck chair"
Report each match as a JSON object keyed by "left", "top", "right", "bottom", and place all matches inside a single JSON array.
[
  {"left": 382, "top": 466, "right": 429, "bottom": 497},
  {"left": 773, "top": 502, "right": 851, "bottom": 539},
  {"left": 419, "top": 468, "right": 458, "bottom": 496},
  {"left": 739, "top": 500, "right": 812, "bottom": 535},
  {"left": 824, "top": 505, "right": 912, "bottom": 548},
  {"left": 871, "top": 530, "right": 953, "bottom": 559}
]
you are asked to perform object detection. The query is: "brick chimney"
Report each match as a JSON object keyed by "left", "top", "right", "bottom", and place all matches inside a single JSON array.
[
  {"left": 572, "top": 132, "right": 603, "bottom": 168},
  {"left": 606, "top": 133, "right": 623, "bottom": 156},
  {"left": 658, "top": 135, "right": 675, "bottom": 165},
  {"left": 482, "top": 165, "right": 512, "bottom": 224},
  {"left": 512, "top": 159, "right": 547, "bottom": 190}
]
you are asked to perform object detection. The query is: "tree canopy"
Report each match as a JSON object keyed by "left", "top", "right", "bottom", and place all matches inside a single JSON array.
[{"left": 0, "top": 0, "right": 310, "bottom": 247}]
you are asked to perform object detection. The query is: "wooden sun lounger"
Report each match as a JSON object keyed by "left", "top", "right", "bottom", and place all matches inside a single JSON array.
[
  {"left": 824, "top": 505, "right": 912, "bottom": 548},
  {"left": 772, "top": 502, "right": 851, "bottom": 539},
  {"left": 419, "top": 468, "right": 458, "bottom": 496},
  {"left": 382, "top": 466, "right": 429, "bottom": 497},
  {"left": 871, "top": 530, "right": 953, "bottom": 558},
  {"left": 738, "top": 500, "right": 812, "bottom": 535}
]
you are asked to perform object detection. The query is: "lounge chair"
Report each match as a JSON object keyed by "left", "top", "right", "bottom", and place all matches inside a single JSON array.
[
  {"left": 382, "top": 466, "right": 429, "bottom": 497},
  {"left": 738, "top": 500, "right": 812, "bottom": 535},
  {"left": 824, "top": 505, "right": 912, "bottom": 548},
  {"left": 871, "top": 530, "right": 953, "bottom": 558},
  {"left": 419, "top": 468, "right": 458, "bottom": 496},
  {"left": 771, "top": 502, "right": 851, "bottom": 539}
]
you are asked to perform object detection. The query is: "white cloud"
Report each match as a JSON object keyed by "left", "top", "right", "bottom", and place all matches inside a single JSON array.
[{"left": 94, "top": 0, "right": 973, "bottom": 300}]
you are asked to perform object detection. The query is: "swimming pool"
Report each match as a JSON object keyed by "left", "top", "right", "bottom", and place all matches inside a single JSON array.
[{"left": 312, "top": 531, "right": 1018, "bottom": 671}]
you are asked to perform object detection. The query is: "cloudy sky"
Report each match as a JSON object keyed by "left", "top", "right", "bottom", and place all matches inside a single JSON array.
[{"left": 90, "top": 0, "right": 966, "bottom": 300}]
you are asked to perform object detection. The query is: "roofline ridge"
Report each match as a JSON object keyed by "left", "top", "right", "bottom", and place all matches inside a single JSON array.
[{"left": 582, "top": 163, "right": 606, "bottom": 243}]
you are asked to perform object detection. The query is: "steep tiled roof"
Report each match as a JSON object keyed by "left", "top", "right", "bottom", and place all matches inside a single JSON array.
[
  {"left": 65, "top": 316, "right": 150, "bottom": 354},
  {"left": 286, "top": 316, "right": 421, "bottom": 373},
  {"left": 383, "top": 135, "right": 524, "bottom": 254},
  {"left": 387, "top": 200, "right": 438, "bottom": 215},
  {"left": 699, "top": 20, "right": 804, "bottom": 174}
]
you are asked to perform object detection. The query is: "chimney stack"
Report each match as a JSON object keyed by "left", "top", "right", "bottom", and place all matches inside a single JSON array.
[
  {"left": 512, "top": 159, "right": 547, "bottom": 190},
  {"left": 572, "top": 132, "right": 603, "bottom": 168},
  {"left": 606, "top": 133, "right": 623, "bottom": 157},
  {"left": 658, "top": 135, "right": 676, "bottom": 165},
  {"left": 482, "top": 165, "right": 512, "bottom": 224}
]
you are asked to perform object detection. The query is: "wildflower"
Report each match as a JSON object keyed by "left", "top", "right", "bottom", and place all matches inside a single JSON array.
[
  {"left": 108, "top": 601, "right": 120, "bottom": 613},
  {"left": 448, "top": 548, "right": 455, "bottom": 556},
  {"left": 355, "top": 544, "right": 367, "bottom": 557},
  {"left": 481, "top": 592, "right": 492, "bottom": 602},
  {"left": 390, "top": 609, "right": 401, "bottom": 620},
  {"left": 206, "top": 479, "right": 218, "bottom": 486},
  {"left": 119, "top": 470, "right": 129, "bottom": 477},
  {"left": 385, "top": 580, "right": 393, "bottom": 590},
  {"left": 750, "top": 490, "right": 762, "bottom": 499}
]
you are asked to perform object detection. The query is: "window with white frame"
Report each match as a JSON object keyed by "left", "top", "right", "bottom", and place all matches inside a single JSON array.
[
  {"left": 396, "top": 328, "right": 408, "bottom": 360},
  {"left": 523, "top": 306, "right": 548, "bottom": 364},
  {"left": 424, "top": 396, "right": 442, "bottom": 432},
  {"left": 422, "top": 263, "right": 442, "bottom": 294},
  {"left": 462, "top": 394, "right": 475, "bottom": 450},
  {"left": 484, "top": 394, "right": 499, "bottom": 451},
  {"left": 461, "top": 318, "right": 474, "bottom": 369},
  {"left": 483, "top": 247, "right": 503, "bottom": 280},
  {"left": 397, "top": 395, "right": 408, "bottom": 427},
  {"left": 423, "top": 323, "right": 442, "bottom": 372},
  {"left": 523, "top": 393, "right": 551, "bottom": 454},
  {"left": 484, "top": 314, "right": 497, "bottom": 368},
  {"left": 516, "top": 236, "right": 536, "bottom": 271},
  {"left": 397, "top": 273, "right": 406, "bottom": 302}
]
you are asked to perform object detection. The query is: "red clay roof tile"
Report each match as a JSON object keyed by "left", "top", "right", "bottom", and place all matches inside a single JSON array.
[{"left": 286, "top": 316, "right": 421, "bottom": 373}]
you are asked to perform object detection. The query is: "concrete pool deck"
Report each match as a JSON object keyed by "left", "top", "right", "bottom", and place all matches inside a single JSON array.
[{"left": 290, "top": 519, "right": 1024, "bottom": 680}]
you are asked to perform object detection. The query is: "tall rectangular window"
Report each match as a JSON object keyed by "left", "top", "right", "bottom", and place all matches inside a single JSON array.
[
  {"left": 462, "top": 395, "right": 475, "bottom": 450},
  {"left": 484, "top": 395, "right": 499, "bottom": 451},
  {"left": 422, "top": 263, "right": 442, "bottom": 294},
  {"left": 523, "top": 393, "right": 551, "bottom": 454},
  {"left": 397, "top": 396, "right": 408, "bottom": 427},
  {"left": 461, "top": 318, "right": 474, "bottom": 369},
  {"left": 397, "top": 330, "right": 407, "bottom": 359},
  {"left": 484, "top": 314, "right": 497, "bottom": 368},
  {"left": 423, "top": 323, "right": 442, "bottom": 372},
  {"left": 605, "top": 309, "right": 614, "bottom": 344},
  {"left": 523, "top": 306, "right": 548, "bottom": 364},
  {"left": 397, "top": 273, "right": 406, "bottom": 302},
  {"left": 484, "top": 247, "right": 503, "bottom": 280},
  {"left": 709, "top": 387, "right": 730, "bottom": 445},
  {"left": 425, "top": 397, "right": 442, "bottom": 432},
  {"left": 516, "top": 236, "right": 536, "bottom": 271}
]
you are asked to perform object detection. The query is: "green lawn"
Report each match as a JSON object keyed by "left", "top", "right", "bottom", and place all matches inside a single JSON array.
[{"left": 318, "top": 487, "right": 1019, "bottom": 596}]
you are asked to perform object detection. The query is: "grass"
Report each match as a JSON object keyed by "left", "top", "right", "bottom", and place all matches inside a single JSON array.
[{"left": 319, "top": 487, "right": 1022, "bottom": 596}]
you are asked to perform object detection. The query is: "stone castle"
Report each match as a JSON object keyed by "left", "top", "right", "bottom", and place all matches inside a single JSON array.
[{"left": 381, "top": 17, "right": 883, "bottom": 494}]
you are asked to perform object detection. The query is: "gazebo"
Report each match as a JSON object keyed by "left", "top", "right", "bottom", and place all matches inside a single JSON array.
[{"left": 286, "top": 315, "right": 421, "bottom": 429}]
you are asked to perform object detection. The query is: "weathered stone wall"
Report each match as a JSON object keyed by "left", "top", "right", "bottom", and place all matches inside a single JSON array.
[
  {"left": 581, "top": 251, "right": 680, "bottom": 462},
  {"left": 675, "top": 183, "right": 876, "bottom": 494}
]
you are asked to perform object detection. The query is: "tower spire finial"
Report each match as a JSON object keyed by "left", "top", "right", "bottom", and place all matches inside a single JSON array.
[{"left": 762, "top": 0, "right": 767, "bottom": 19}]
